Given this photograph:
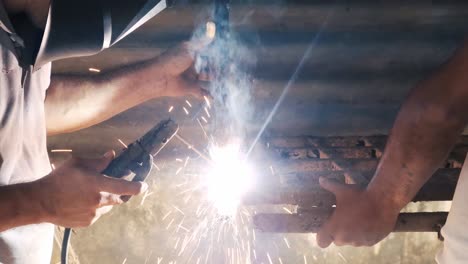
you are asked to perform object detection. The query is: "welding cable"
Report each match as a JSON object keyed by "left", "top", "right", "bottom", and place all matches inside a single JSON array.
[{"left": 61, "top": 227, "right": 72, "bottom": 264}]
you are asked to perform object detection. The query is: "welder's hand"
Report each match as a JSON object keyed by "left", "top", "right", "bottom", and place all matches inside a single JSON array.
[
  {"left": 150, "top": 34, "right": 214, "bottom": 99},
  {"left": 36, "top": 151, "right": 147, "bottom": 228},
  {"left": 316, "top": 177, "right": 400, "bottom": 248}
]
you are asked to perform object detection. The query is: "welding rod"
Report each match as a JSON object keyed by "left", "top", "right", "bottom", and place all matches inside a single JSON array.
[{"left": 174, "top": 133, "right": 212, "bottom": 163}]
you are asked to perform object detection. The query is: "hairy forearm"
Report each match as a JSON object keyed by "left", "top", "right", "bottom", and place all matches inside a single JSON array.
[
  {"left": 368, "top": 42, "right": 468, "bottom": 210},
  {"left": 45, "top": 41, "right": 206, "bottom": 135},
  {"left": 45, "top": 59, "right": 167, "bottom": 135},
  {"left": 0, "top": 182, "right": 45, "bottom": 232}
]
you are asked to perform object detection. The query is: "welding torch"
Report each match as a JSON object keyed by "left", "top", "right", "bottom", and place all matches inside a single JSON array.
[{"left": 61, "top": 119, "right": 179, "bottom": 264}]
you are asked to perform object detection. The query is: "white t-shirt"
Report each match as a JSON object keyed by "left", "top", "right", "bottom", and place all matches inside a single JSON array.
[
  {"left": 0, "top": 3, "right": 54, "bottom": 264},
  {"left": 436, "top": 154, "right": 468, "bottom": 263}
]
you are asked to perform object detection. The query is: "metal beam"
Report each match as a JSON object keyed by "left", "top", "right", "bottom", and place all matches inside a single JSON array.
[
  {"left": 253, "top": 210, "right": 448, "bottom": 233},
  {"left": 244, "top": 168, "right": 460, "bottom": 206}
]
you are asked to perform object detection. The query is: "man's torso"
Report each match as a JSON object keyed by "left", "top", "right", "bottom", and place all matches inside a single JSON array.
[{"left": 0, "top": 2, "right": 54, "bottom": 263}]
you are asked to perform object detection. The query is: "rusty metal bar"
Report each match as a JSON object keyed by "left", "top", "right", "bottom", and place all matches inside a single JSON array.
[
  {"left": 244, "top": 169, "right": 460, "bottom": 206},
  {"left": 266, "top": 136, "right": 388, "bottom": 149},
  {"left": 275, "top": 158, "right": 461, "bottom": 182},
  {"left": 277, "top": 147, "right": 383, "bottom": 160},
  {"left": 253, "top": 210, "right": 448, "bottom": 233},
  {"left": 247, "top": 136, "right": 465, "bottom": 234},
  {"left": 267, "top": 135, "right": 468, "bottom": 149},
  {"left": 276, "top": 159, "right": 379, "bottom": 174},
  {"left": 243, "top": 188, "right": 336, "bottom": 207},
  {"left": 274, "top": 146, "right": 467, "bottom": 165},
  {"left": 275, "top": 145, "right": 468, "bottom": 161}
]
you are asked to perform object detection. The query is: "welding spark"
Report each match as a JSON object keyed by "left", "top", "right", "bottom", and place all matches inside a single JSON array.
[
  {"left": 144, "top": 251, "right": 153, "bottom": 264},
  {"left": 88, "top": 67, "right": 101, "bottom": 73},
  {"left": 204, "top": 96, "right": 211, "bottom": 109},
  {"left": 204, "top": 107, "right": 211, "bottom": 118},
  {"left": 203, "top": 143, "right": 255, "bottom": 216},
  {"left": 267, "top": 253, "right": 273, "bottom": 264},
  {"left": 172, "top": 205, "right": 185, "bottom": 215},
  {"left": 196, "top": 119, "right": 209, "bottom": 140},
  {"left": 177, "top": 187, "right": 198, "bottom": 196},
  {"left": 338, "top": 252, "right": 348, "bottom": 263},
  {"left": 185, "top": 100, "right": 192, "bottom": 108},
  {"left": 50, "top": 163, "right": 56, "bottom": 170},
  {"left": 51, "top": 149, "right": 72, "bottom": 153},
  {"left": 195, "top": 204, "right": 204, "bottom": 216},
  {"left": 140, "top": 191, "right": 153, "bottom": 206},
  {"left": 269, "top": 165, "right": 275, "bottom": 175},
  {"left": 178, "top": 224, "right": 189, "bottom": 233},
  {"left": 282, "top": 207, "right": 293, "bottom": 214},
  {"left": 183, "top": 107, "right": 190, "bottom": 115},
  {"left": 174, "top": 134, "right": 211, "bottom": 163},
  {"left": 162, "top": 210, "right": 172, "bottom": 221},
  {"left": 168, "top": 106, "right": 174, "bottom": 113},
  {"left": 304, "top": 255, "right": 308, "bottom": 264},
  {"left": 180, "top": 183, "right": 195, "bottom": 195},
  {"left": 166, "top": 218, "right": 175, "bottom": 229},
  {"left": 153, "top": 162, "right": 161, "bottom": 171},
  {"left": 205, "top": 245, "right": 212, "bottom": 264},
  {"left": 283, "top": 237, "right": 291, "bottom": 249},
  {"left": 183, "top": 192, "right": 193, "bottom": 204},
  {"left": 174, "top": 238, "right": 180, "bottom": 249},
  {"left": 176, "top": 181, "right": 188, "bottom": 188},
  {"left": 117, "top": 139, "right": 128, "bottom": 148}
]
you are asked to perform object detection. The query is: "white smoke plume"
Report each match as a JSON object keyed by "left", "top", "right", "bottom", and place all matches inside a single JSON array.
[{"left": 193, "top": 18, "right": 257, "bottom": 146}]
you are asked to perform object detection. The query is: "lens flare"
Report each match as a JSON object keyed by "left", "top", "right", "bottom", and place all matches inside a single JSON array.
[{"left": 204, "top": 143, "right": 255, "bottom": 216}]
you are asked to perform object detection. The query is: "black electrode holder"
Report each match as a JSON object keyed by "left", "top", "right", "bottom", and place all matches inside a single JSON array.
[{"left": 61, "top": 119, "right": 179, "bottom": 264}]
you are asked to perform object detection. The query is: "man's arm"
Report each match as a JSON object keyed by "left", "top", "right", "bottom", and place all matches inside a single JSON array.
[
  {"left": 45, "top": 40, "right": 210, "bottom": 135},
  {"left": 0, "top": 182, "right": 45, "bottom": 231},
  {"left": 316, "top": 41, "right": 468, "bottom": 248},
  {"left": 0, "top": 151, "right": 146, "bottom": 232}
]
